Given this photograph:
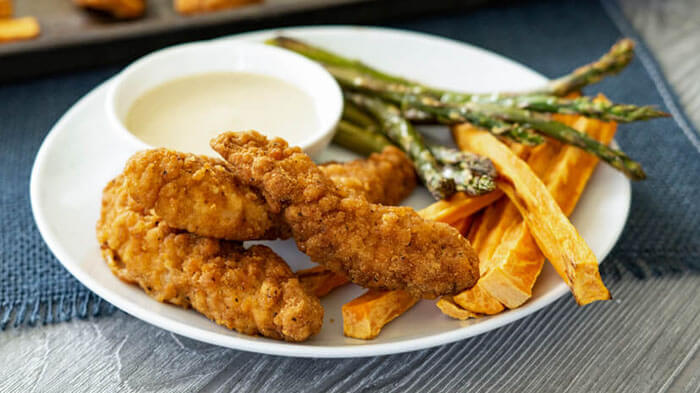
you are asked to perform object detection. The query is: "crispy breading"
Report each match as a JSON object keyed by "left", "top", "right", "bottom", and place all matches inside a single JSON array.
[
  {"left": 96, "top": 175, "right": 323, "bottom": 342},
  {"left": 123, "top": 147, "right": 416, "bottom": 241},
  {"left": 211, "top": 131, "right": 480, "bottom": 298},
  {"left": 320, "top": 146, "right": 416, "bottom": 205},
  {"left": 123, "top": 149, "right": 287, "bottom": 241},
  {"left": 75, "top": 0, "right": 145, "bottom": 18},
  {"left": 342, "top": 207, "right": 479, "bottom": 340}
]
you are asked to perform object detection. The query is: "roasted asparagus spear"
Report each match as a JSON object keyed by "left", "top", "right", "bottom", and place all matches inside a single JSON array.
[{"left": 342, "top": 94, "right": 496, "bottom": 196}]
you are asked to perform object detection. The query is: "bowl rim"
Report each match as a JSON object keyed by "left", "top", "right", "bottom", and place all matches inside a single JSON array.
[{"left": 104, "top": 39, "right": 343, "bottom": 156}]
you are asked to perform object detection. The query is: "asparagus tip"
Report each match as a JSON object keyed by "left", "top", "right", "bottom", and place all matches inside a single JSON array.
[{"left": 627, "top": 163, "right": 647, "bottom": 181}]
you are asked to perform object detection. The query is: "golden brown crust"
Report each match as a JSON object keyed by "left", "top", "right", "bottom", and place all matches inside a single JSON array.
[
  {"left": 123, "top": 149, "right": 288, "bottom": 241},
  {"left": 123, "top": 148, "right": 416, "bottom": 241},
  {"left": 74, "top": 0, "right": 145, "bottom": 18},
  {"left": 96, "top": 175, "right": 323, "bottom": 341},
  {"left": 320, "top": 146, "right": 416, "bottom": 205},
  {"left": 211, "top": 131, "right": 480, "bottom": 299}
]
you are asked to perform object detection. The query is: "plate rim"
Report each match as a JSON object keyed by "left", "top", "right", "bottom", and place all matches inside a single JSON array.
[{"left": 30, "top": 25, "right": 631, "bottom": 358}]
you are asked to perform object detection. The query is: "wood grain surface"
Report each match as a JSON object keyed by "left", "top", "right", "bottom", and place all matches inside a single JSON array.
[{"left": 1, "top": 1, "right": 699, "bottom": 392}]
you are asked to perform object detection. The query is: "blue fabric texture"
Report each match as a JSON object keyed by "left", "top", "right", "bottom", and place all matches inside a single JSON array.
[{"left": 1, "top": 0, "right": 698, "bottom": 329}]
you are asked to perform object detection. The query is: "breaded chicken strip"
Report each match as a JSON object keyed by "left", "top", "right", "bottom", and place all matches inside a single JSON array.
[
  {"left": 212, "top": 131, "right": 480, "bottom": 298},
  {"left": 320, "top": 146, "right": 416, "bottom": 205},
  {"left": 124, "top": 149, "right": 288, "bottom": 241},
  {"left": 123, "top": 147, "right": 415, "bottom": 241},
  {"left": 97, "top": 175, "right": 323, "bottom": 342}
]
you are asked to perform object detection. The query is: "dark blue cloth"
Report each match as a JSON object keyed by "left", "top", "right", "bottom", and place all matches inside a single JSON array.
[{"left": 1, "top": 0, "right": 698, "bottom": 328}]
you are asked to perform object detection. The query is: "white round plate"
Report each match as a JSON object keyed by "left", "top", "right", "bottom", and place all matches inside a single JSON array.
[{"left": 30, "top": 26, "right": 630, "bottom": 358}]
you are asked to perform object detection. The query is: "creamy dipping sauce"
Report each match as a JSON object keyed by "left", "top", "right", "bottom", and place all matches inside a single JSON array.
[{"left": 125, "top": 72, "right": 320, "bottom": 155}]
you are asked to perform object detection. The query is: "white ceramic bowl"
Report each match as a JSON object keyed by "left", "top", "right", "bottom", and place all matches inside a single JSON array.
[{"left": 105, "top": 40, "right": 342, "bottom": 158}]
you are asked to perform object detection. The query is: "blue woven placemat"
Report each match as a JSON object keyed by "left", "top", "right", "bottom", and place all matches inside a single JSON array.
[{"left": 1, "top": 0, "right": 698, "bottom": 329}]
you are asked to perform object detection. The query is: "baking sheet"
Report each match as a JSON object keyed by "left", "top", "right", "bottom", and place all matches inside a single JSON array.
[{"left": 1, "top": 0, "right": 492, "bottom": 81}]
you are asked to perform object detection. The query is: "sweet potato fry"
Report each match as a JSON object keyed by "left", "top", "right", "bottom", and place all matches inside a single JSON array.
[
  {"left": 297, "top": 266, "right": 349, "bottom": 298},
  {"left": 450, "top": 215, "right": 473, "bottom": 237},
  {"left": 446, "top": 119, "right": 610, "bottom": 315},
  {"left": 436, "top": 297, "right": 481, "bottom": 320},
  {"left": 542, "top": 114, "right": 617, "bottom": 216},
  {"left": 0, "top": 0, "right": 12, "bottom": 19},
  {"left": 451, "top": 279, "right": 504, "bottom": 314},
  {"left": 444, "top": 199, "right": 515, "bottom": 315},
  {"left": 452, "top": 124, "right": 570, "bottom": 311},
  {"left": 455, "top": 125, "right": 611, "bottom": 306},
  {"left": 418, "top": 191, "right": 503, "bottom": 227},
  {"left": 174, "top": 0, "right": 261, "bottom": 15},
  {"left": 486, "top": 114, "right": 616, "bottom": 307},
  {"left": 0, "top": 16, "right": 39, "bottom": 43},
  {"left": 342, "top": 290, "right": 418, "bottom": 340},
  {"left": 449, "top": 103, "right": 616, "bottom": 312}
]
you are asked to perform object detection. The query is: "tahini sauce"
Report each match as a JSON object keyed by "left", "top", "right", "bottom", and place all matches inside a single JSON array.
[{"left": 125, "top": 72, "right": 319, "bottom": 155}]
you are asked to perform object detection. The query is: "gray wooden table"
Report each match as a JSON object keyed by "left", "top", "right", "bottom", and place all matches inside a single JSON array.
[{"left": 1, "top": 1, "right": 699, "bottom": 392}]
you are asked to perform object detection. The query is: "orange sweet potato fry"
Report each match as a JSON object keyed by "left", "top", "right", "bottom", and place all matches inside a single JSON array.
[
  {"left": 418, "top": 191, "right": 503, "bottom": 227},
  {"left": 297, "top": 266, "right": 349, "bottom": 298},
  {"left": 0, "top": 16, "right": 39, "bottom": 43},
  {"left": 448, "top": 104, "right": 616, "bottom": 312},
  {"left": 450, "top": 215, "right": 473, "bottom": 237},
  {"left": 444, "top": 199, "right": 515, "bottom": 315},
  {"left": 455, "top": 126, "right": 611, "bottom": 306},
  {"left": 543, "top": 115, "right": 617, "bottom": 216},
  {"left": 451, "top": 280, "right": 504, "bottom": 314},
  {"left": 436, "top": 297, "right": 481, "bottom": 320},
  {"left": 342, "top": 290, "right": 418, "bottom": 340}
]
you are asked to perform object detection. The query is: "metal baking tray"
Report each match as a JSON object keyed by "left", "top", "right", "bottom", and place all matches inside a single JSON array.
[{"left": 1, "top": 0, "right": 492, "bottom": 82}]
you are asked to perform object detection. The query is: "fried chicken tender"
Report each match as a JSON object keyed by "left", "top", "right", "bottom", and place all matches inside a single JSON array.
[
  {"left": 320, "top": 146, "right": 416, "bottom": 205},
  {"left": 124, "top": 149, "right": 288, "bottom": 241},
  {"left": 97, "top": 175, "right": 323, "bottom": 342},
  {"left": 75, "top": 0, "right": 145, "bottom": 18},
  {"left": 211, "top": 131, "right": 480, "bottom": 298},
  {"left": 123, "top": 147, "right": 416, "bottom": 241}
]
